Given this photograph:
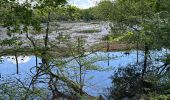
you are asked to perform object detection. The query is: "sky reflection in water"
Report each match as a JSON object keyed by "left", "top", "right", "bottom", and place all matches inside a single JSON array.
[{"left": 0, "top": 51, "right": 143, "bottom": 96}]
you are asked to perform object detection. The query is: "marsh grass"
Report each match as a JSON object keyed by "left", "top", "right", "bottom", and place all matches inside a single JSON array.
[
  {"left": 90, "top": 22, "right": 100, "bottom": 24},
  {"left": 76, "top": 29, "right": 101, "bottom": 33},
  {"left": 57, "top": 27, "right": 72, "bottom": 30}
]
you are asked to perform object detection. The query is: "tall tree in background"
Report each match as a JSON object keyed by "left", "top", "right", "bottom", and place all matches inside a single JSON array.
[{"left": 95, "top": 0, "right": 114, "bottom": 21}]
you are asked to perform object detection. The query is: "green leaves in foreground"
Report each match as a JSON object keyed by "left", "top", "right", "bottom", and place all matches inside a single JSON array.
[{"left": 0, "top": 37, "right": 23, "bottom": 46}]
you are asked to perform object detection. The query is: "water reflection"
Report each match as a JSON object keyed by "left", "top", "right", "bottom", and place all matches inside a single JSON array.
[
  {"left": 0, "top": 56, "right": 40, "bottom": 76},
  {"left": 4, "top": 56, "right": 31, "bottom": 64},
  {"left": 0, "top": 49, "right": 169, "bottom": 98},
  {"left": 0, "top": 51, "right": 143, "bottom": 96}
]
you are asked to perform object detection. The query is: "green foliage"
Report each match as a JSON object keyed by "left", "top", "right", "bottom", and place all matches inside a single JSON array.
[
  {"left": 95, "top": 0, "right": 170, "bottom": 50},
  {"left": 66, "top": 5, "right": 81, "bottom": 21},
  {"left": 0, "top": 0, "right": 170, "bottom": 99},
  {"left": 95, "top": 0, "right": 114, "bottom": 20},
  {"left": 54, "top": 5, "right": 83, "bottom": 21},
  {"left": 80, "top": 7, "right": 98, "bottom": 21},
  {"left": 0, "top": 37, "right": 23, "bottom": 46},
  {"left": 0, "top": 81, "right": 47, "bottom": 99},
  {"left": 100, "top": 1, "right": 170, "bottom": 98},
  {"left": 108, "top": 64, "right": 170, "bottom": 99},
  {"left": 36, "top": 0, "right": 67, "bottom": 7},
  {"left": 161, "top": 54, "right": 170, "bottom": 64},
  {"left": 34, "top": 5, "right": 99, "bottom": 21},
  {"left": 150, "top": 94, "right": 170, "bottom": 100}
]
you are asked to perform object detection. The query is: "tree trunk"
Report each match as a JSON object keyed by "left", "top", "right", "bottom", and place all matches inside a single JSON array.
[
  {"left": 36, "top": 56, "right": 38, "bottom": 66},
  {"left": 15, "top": 52, "right": 19, "bottom": 74},
  {"left": 26, "top": 32, "right": 36, "bottom": 48},
  {"left": 26, "top": 32, "right": 38, "bottom": 72},
  {"left": 77, "top": 38, "right": 83, "bottom": 96},
  {"left": 45, "top": 12, "right": 50, "bottom": 48},
  {"left": 137, "top": 38, "right": 139, "bottom": 64},
  {"left": 107, "top": 38, "right": 110, "bottom": 66},
  {"left": 142, "top": 45, "right": 149, "bottom": 76}
]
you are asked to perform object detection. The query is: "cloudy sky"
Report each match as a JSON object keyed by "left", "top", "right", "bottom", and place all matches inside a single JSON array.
[{"left": 68, "top": 0, "right": 101, "bottom": 9}]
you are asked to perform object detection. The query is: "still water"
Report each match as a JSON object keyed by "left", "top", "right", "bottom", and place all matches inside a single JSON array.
[{"left": 0, "top": 50, "right": 164, "bottom": 96}]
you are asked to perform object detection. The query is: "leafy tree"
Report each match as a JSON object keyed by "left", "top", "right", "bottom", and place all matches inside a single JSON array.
[
  {"left": 95, "top": 0, "right": 114, "bottom": 20},
  {"left": 34, "top": 0, "right": 67, "bottom": 48},
  {"left": 96, "top": 0, "right": 170, "bottom": 73},
  {"left": 94, "top": 0, "right": 170, "bottom": 99},
  {"left": 66, "top": 5, "right": 81, "bottom": 21},
  {"left": 81, "top": 7, "right": 98, "bottom": 21}
]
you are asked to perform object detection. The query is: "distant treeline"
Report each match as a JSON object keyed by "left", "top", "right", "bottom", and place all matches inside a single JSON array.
[
  {"left": 46, "top": 1, "right": 114, "bottom": 22},
  {"left": 48, "top": 5, "right": 98, "bottom": 22}
]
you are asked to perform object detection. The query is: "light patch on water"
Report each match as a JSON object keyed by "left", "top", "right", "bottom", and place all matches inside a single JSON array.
[{"left": 4, "top": 56, "right": 31, "bottom": 64}]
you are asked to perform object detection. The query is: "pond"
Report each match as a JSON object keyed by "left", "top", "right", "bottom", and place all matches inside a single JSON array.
[{"left": 0, "top": 50, "right": 148, "bottom": 96}]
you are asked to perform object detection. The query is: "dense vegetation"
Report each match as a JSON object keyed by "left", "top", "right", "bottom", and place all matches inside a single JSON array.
[
  {"left": 98, "top": 0, "right": 170, "bottom": 99},
  {"left": 0, "top": 0, "right": 170, "bottom": 99}
]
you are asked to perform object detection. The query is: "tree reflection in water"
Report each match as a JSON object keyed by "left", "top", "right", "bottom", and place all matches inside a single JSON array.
[
  {"left": 107, "top": 61, "right": 170, "bottom": 99},
  {"left": 0, "top": 48, "right": 169, "bottom": 99}
]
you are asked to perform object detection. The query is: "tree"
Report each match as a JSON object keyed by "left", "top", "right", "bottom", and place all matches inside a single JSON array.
[
  {"left": 95, "top": 0, "right": 114, "bottom": 20},
  {"left": 81, "top": 7, "right": 97, "bottom": 21},
  {"left": 96, "top": 0, "right": 170, "bottom": 73},
  {"left": 34, "top": 0, "right": 67, "bottom": 48},
  {"left": 95, "top": 0, "right": 170, "bottom": 98},
  {"left": 107, "top": 63, "right": 170, "bottom": 99}
]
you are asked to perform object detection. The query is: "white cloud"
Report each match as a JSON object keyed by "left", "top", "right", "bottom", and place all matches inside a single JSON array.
[
  {"left": 6, "top": 56, "right": 31, "bottom": 64},
  {"left": 69, "top": 0, "right": 101, "bottom": 9}
]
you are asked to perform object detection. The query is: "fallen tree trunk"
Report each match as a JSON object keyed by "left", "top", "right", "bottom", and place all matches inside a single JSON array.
[{"left": 50, "top": 72, "right": 96, "bottom": 99}]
